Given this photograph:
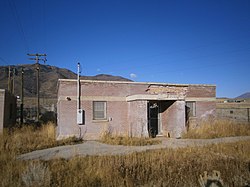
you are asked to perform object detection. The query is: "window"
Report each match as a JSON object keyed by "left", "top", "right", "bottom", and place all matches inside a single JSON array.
[
  {"left": 186, "top": 101, "right": 196, "bottom": 117},
  {"left": 93, "top": 101, "right": 107, "bottom": 120}
]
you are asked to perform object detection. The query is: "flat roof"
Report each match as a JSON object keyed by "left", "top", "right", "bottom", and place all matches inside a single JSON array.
[{"left": 58, "top": 79, "right": 216, "bottom": 87}]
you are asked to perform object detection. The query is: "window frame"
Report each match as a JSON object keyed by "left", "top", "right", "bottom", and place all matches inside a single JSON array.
[
  {"left": 186, "top": 101, "right": 196, "bottom": 117},
  {"left": 93, "top": 101, "right": 107, "bottom": 120}
]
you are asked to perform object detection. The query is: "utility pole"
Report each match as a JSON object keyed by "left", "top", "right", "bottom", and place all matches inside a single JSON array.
[
  {"left": 27, "top": 53, "right": 47, "bottom": 123},
  {"left": 8, "top": 66, "right": 11, "bottom": 92},
  {"left": 20, "top": 67, "right": 24, "bottom": 125},
  {"left": 12, "top": 68, "right": 16, "bottom": 94}
]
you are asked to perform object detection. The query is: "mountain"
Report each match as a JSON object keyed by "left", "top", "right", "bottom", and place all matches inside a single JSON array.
[
  {"left": 0, "top": 64, "right": 132, "bottom": 98},
  {"left": 81, "top": 74, "right": 132, "bottom": 82},
  {"left": 236, "top": 92, "right": 250, "bottom": 99}
]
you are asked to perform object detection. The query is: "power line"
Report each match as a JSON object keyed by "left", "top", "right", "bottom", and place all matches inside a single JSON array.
[
  {"left": 42, "top": 0, "right": 47, "bottom": 53},
  {"left": 0, "top": 57, "right": 9, "bottom": 64},
  {"left": 8, "top": 0, "right": 29, "bottom": 53}
]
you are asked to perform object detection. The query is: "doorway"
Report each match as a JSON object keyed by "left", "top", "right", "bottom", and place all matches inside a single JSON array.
[{"left": 148, "top": 101, "right": 159, "bottom": 137}]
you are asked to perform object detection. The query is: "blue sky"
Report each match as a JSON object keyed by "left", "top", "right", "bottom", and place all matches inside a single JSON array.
[{"left": 0, "top": 0, "right": 249, "bottom": 98}]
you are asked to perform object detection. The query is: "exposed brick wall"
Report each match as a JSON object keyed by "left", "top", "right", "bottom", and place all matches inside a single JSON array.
[
  {"left": 161, "top": 100, "right": 185, "bottom": 138},
  {"left": 128, "top": 100, "right": 148, "bottom": 137},
  {"left": 186, "top": 86, "right": 216, "bottom": 97},
  {"left": 107, "top": 101, "right": 128, "bottom": 135},
  {"left": 0, "top": 89, "right": 16, "bottom": 132},
  {"left": 196, "top": 101, "right": 216, "bottom": 119},
  {"left": 146, "top": 85, "right": 187, "bottom": 98},
  {"left": 57, "top": 80, "right": 216, "bottom": 140},
  {"left": 187, "top": 101, "right": 216, "bottom": 129},
  {"left": 57, "top": 100, "right": 80, "bottom": 138},
  {"left": 81, "top": 100, "right": 129, "bottom": 139}
]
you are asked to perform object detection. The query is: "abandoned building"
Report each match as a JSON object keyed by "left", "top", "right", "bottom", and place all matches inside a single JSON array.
[
  {"left": 57, "top": 79, "right": 216, "bottom": 140},
  {"left": 0, "top": 89, "right": 17, "bottom": 132}
]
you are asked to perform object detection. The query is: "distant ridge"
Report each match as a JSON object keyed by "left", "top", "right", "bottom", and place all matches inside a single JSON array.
[
  {"left": 0, "top": 64, "right": 132, "bottom": 98},
  {"left": 81, "top": 74, "right": 132, "bottom": 82},
  {"left": 236, "top": 92, "right": 250, "bottom": 99}
]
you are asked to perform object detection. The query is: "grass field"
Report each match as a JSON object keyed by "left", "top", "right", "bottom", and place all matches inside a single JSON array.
[
  {"left": 0, "top": 120, "right": 250, "bottom": 186},
  {"left": 183, "top": 119, "right": 250, "bottom": 139},
  {"left": 1, "top": 122, "right": 82, "bottom": 155}
]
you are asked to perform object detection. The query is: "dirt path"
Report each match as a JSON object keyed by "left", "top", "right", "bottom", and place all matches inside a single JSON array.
[{"left": 18, "top": 136, "right": 250, "bottom": 160}]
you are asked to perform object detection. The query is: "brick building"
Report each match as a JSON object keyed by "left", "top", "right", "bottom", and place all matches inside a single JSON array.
[
  {"left": 0, "top": 89, "right": 16, "bottom": 132},
  {"left": 57, "top": 79, "right": 216, "bottom": 140}
]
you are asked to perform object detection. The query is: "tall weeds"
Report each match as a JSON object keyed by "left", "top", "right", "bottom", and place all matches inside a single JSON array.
[
  {"left": 100, "top": 124, "right": 161, "bottom": 146},
  {"left": 0, "top": 121, "right": 250, "bottom": 186},
  {"left": 0, "top": 123, "right": 81, "bottom": 187},
  {"left": 2, "top": 122, "right": 81, "bottom": 155},
  {"left": 101, "top": 134, "right": 161, "bottom": 146},
  {"left": 183, "top": 119, "right": 250, "bottom": 139},
  {"left": 46, "top": 140, "right": 250, "bottom": 186}
]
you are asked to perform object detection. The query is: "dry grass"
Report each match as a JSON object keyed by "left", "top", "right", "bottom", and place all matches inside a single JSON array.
[
  {"left": 183, "top": 119, "right": 250, "bottom": 139},
  {"left": 2, "top": 122, "right": 82, "bottom": 155},
  {"left": 4, "top": 140, "right": 246, "bottom": 187},
  {"left": 100, "top": 124, "right": 161, "bottom": 146},
  {"left": 0, "top": 123, "right": 82, "bottom": 187},
  {"left": 0, "top": 120, "right": 250, "bottom": 186},
  {"left": 100, "top": 133, "right": 161, "bottom": 146},
  {"left": 101, "top": 136, "right": 161, "bottom": 146},
  {"left": 49, "top": 141, "right": 250, "bottom": 186}
]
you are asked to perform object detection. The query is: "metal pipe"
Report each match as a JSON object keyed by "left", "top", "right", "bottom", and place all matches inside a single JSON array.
[{"left": 77, "top": 62, "right": 80, "bottom": 110}]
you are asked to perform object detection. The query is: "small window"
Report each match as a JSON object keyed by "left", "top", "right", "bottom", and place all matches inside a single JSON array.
[
  {"left": 186, "top": 101, "right": 196, "bottom": 117},
  {"left": 93, "top": 101, "right": 107, "bottom": 120},
  {"left": 230, "top": 110, "right": 233, "bottom": 114}
]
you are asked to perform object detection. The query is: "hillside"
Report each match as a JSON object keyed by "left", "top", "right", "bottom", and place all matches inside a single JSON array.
[
  {"left": 0, "top": 64, "right": 132, "bottom": 98},
  {"left": 236, "top": 92, "right": 250, "bottom": 99}
]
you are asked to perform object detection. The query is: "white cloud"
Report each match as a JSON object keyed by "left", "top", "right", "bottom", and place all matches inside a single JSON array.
[
  {"left": 97, "top": 68, "right": 101, "bottom": 72},
  {"left": 130, "top": 73, "right": 137, "bottom": 79}
]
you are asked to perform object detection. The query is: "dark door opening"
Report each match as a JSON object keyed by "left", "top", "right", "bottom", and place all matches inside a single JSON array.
[{"left": 148, "top": 101, "right": 159, "bottom": 137}]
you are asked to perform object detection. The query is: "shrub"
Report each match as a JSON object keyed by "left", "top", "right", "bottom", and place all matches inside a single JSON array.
[{"left": 22, "top": 161, "right": 51, "bottom": 187}]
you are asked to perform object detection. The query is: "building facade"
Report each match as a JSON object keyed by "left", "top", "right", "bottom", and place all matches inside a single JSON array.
[
  {"left": 0, "top": 89, "right": 17, "bottom": 132},
  {"left": 57, "top": 79, "right": 216, "bottom": 140}
]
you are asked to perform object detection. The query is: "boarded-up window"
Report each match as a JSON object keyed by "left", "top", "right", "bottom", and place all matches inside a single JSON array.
[
  {"left": 93, "top": 101, "right": 107, "bottom": 120},
  {"left": 186, "top": 101, "right": 196, "bottom": 117}
]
